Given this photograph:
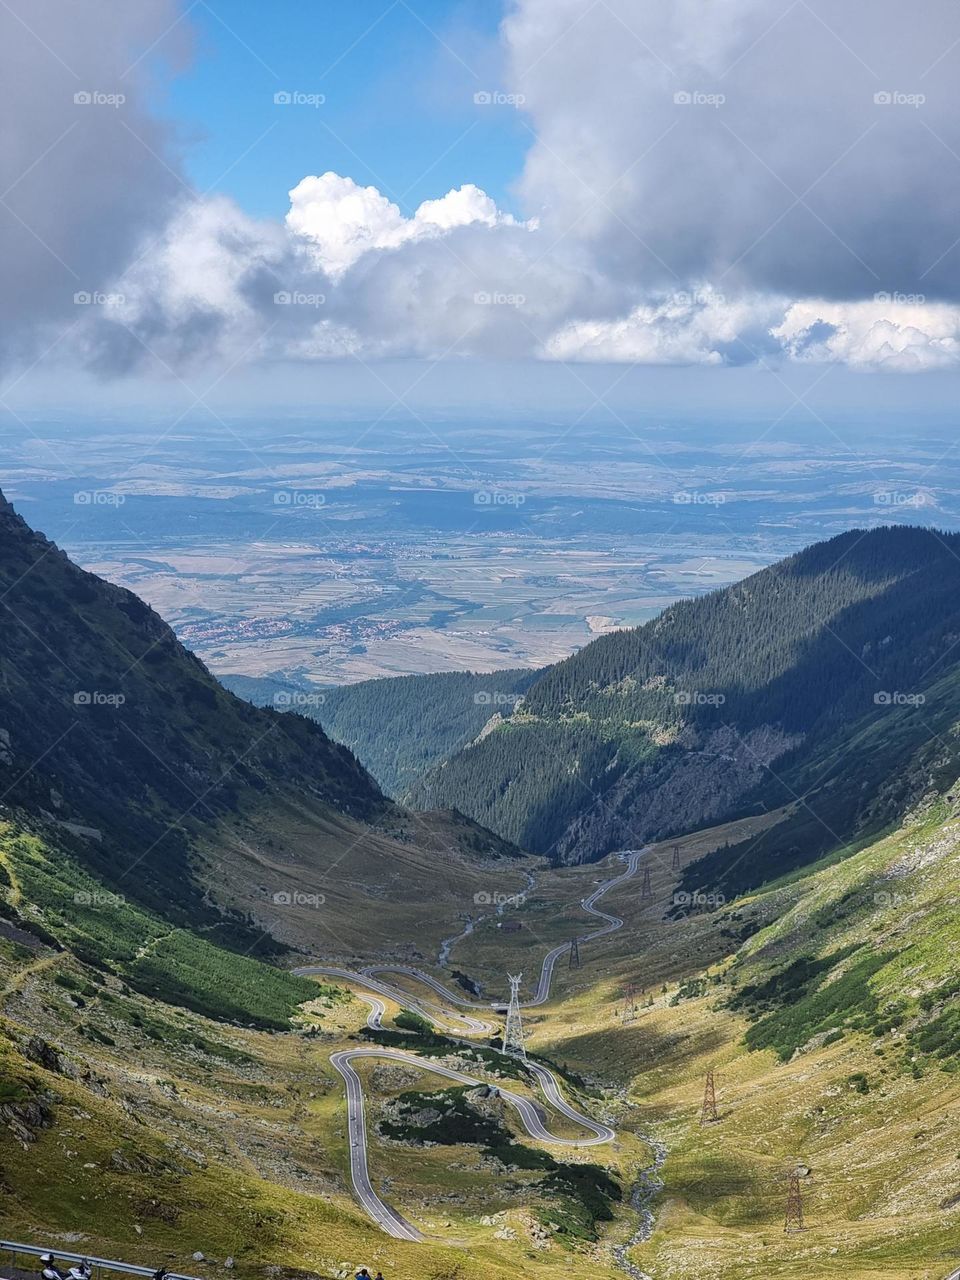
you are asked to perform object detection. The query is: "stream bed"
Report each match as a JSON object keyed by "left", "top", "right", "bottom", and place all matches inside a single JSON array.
[{"left": 612, "top": 1135, "right": 667, "bottom": 1280}]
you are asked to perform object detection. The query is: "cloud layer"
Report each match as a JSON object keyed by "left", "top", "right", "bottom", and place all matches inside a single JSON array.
[
  {"left": 6, "top": 0, "right": 960, "bottom": 376},
  {"left": 506, "top": 0, "right": 960, "bottom": 301}
]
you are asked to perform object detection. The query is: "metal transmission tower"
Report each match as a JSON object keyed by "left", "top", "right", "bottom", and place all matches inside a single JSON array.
[
  {"left": 502, "top": 974, "right": 527, "bottom": 1060},
  {"left": 640, "top": 865, "right": 653, "bottom": 902},
  {"left": 784, "top": 1170, "right": 805, "bottom": 1232},
  {"left": 569, "top": 937, "right": 581, "bottom": 968},
  {"left": 671, "top": 844, "right": 681, "bottom": 871},
  {"left": 700, "top": 1070, "right": 719, "bottom": 1124}
]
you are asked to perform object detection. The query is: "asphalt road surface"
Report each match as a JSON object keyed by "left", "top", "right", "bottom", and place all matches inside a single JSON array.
[
  {"left": 292, "top": 964, "right": 497, "bottom": 1035},
  {"left": 329, "top": 1044, "right": 615, "bottom": 1240}
]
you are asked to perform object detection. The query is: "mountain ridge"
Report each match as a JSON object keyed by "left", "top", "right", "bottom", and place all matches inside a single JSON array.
[
  {"left": 220, "top": 666, "right": 540, "bottom": 797},
  {"left": 407, "top": 526, "right": 960, "bottom": 877},
  {"left": 0, "top": 488, "right": 389, "bottom": 928}
]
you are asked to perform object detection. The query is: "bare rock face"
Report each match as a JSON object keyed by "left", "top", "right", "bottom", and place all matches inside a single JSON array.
[
  {"left": 0, "top": 1097, "right": 54, "bottom": 1144},
  {"left": 370, "top": 1063, "right": 421, "bottom": 1091},
  {"left": 553, "top": 724, "right": 802, "bottom": 863},
  {"left": 24, "top": 1035, "right": 72, "bottom": 1076},
  {"left": 464, "top": 1083, "right": 508, "bottom": 1123}
]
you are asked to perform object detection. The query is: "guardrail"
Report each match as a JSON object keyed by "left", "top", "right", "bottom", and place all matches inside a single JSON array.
[{"left": 1, "top": 1242, "right": 200, "bottom": 1280}]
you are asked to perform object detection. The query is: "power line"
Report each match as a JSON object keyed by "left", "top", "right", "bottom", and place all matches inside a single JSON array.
[
  {"left": 640, "top": 865, "right": 653, "bottom": 902},
  {"left": 621, "top": 982, "right": 638, "bottom": 1024},
  {"left": 502, "top": 973, "right": 526, "bottom": 1060},
  {"left": 700, "top": 1069, "right": 719, "bottom": 1124},
  {"left": 784, "top": 1170, "right": 806, "bottom": 1233}
]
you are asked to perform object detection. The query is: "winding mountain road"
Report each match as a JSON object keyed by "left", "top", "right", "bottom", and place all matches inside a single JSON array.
[
  {"left": 364, "top": 847, "right": 647, "bottom": 1010},
  {"left": 293, "top": 964, "right": 497, "bottom": 1035},
  {"left": 300, "top": 848, "right": 647, "bottom": 1240},
  {"left": 330, "top": 1042, "right": 616, "bottom": 1242}
]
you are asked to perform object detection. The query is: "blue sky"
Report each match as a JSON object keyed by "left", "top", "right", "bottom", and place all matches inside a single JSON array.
[{"left": 161, "top": 0, "right": 528, "bottom": 218}]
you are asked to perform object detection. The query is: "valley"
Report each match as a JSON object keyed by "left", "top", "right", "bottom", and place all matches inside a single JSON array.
[
  {"left": 8, "top": 795, "right": 960, "bottom": 1280},
  {"left": 4, "top": 491, "right": 960, "bottom": 1280}
]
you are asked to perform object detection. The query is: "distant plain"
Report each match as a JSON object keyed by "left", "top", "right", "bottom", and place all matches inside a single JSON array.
[{"left": 4, "top": 413, "right": 958, "bottom": 685}]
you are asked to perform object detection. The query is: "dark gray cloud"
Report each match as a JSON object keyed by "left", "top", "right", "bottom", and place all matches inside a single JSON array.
[
  {"left": 507, "top": 0, "right": 960, "bottom": 301},
  {"left": 0, "top": 0, "right": 190, "bottom": 365}
]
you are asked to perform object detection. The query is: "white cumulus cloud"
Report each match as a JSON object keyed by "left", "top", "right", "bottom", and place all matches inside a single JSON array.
[
  {"left": 11, "top": 0, "right": 960, "bottom": 378},
  {"left": 286, "top": 173, "right": 530, "bottom": 278},
  {"left": 544, "top": 289, "right": 784, "bottom": 365},
  {"left": 773, "top": 299, "right": 960, "bottom": 371}
]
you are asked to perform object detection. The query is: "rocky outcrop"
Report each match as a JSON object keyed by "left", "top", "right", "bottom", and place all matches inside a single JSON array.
[
  {"left": 0, "top": 1096, "right": 54, "bottom": 1144},
  {"left": 554, "top": 724, "right": 801, "bottom": 863},
  {"left": 24, "top": 1035, "right": 71, "bottom": 1075}
]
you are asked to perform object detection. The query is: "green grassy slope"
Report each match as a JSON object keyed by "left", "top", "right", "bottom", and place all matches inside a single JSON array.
[
  {"left": 0, "top": 815, "right": 637, "bottom": 1280},
  {"left": 625, "top": 801, "right": 960, "bottom": 1279},
  {"left": 0, "top": 819, "right": 324, "bottom": 1028},
  {"left": 442, "top": 802, "right": 960, "bottom": 1279}
]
